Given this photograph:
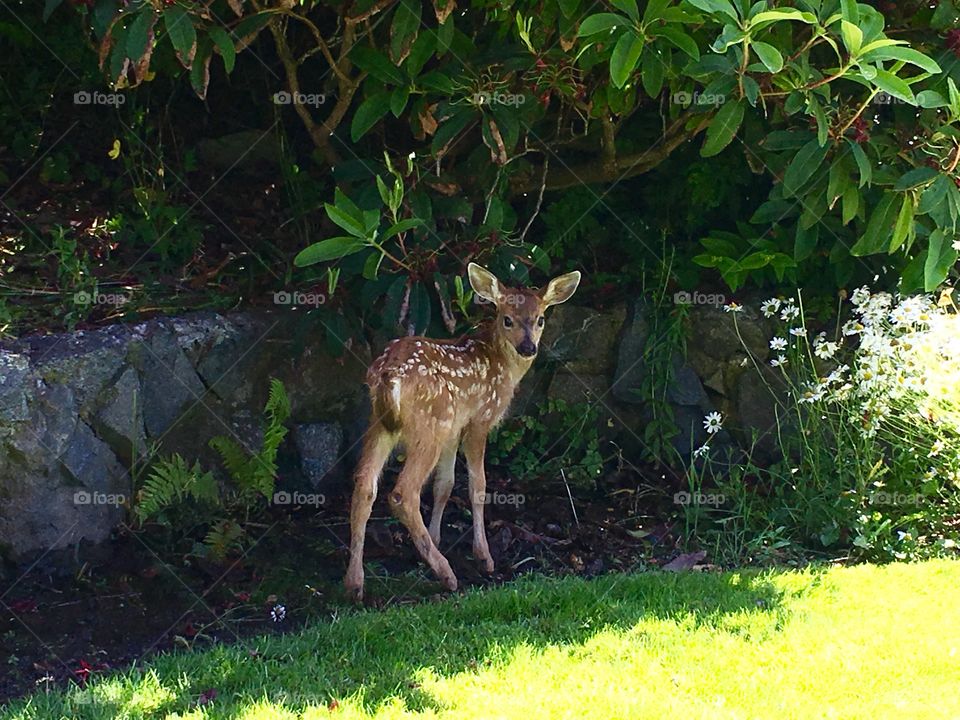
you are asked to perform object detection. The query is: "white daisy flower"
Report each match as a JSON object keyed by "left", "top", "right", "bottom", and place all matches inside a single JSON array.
[
  {"left": 842, "top": 319, "right": 864, "bottom": 336},
  {"left": 770, "top": 337, "right": 788, "bottom": 351},
  {"left": 800, "top": 384, "right": 826, "bottom": 403},
  {"left": 770, "top": 354, "right": 787, "bottom": 367},
  {"left": 724, "top": 302, "right": 743, "bottom": 313},
  {"left": 780, "top": 303, "right": 800, "bottom": 321},
  {"left": 703, "top": 412, "right": 723, "bottom": 434},
  {"left": 789, "top": 327, "right": 807, "bottom": 337},
  {"left": 760, "top": 298, "right": 781, "bottom": 318},
  {"left": 929, "top": 439, "right": 945, "bottom": 458},
  {"left": 860, "top": 292, "right": 893, "bottom": 323},
  {"left": 814, "top": 341, "right": 839, "bottom": 359},
  {"left": 693, "top": 444, "right": 711, "bottom": 459},
  {"left": 851, "top": 286, "right": 871, "bottom": 306},
  {"left": 826, "top": 365, "right": 850, "bottom": 384}
]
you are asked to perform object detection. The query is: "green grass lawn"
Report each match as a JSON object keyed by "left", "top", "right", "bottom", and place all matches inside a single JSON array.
[{"left": 4, "top": 560, "right": 958, "bottom": 719}]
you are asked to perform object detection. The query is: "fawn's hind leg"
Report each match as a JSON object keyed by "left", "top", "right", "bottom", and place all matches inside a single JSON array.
[
  {"left": 429, "top": 439, "right": 459, "bottom": 546},
  {"left": 389, "top": 440, "right": 458, "bottom": 591},
  {"left": 344, "top": 424, "right": 396, "bottom": 602},
  {"left": 462, "top": 422, "right": 495, "bottom": 574}
]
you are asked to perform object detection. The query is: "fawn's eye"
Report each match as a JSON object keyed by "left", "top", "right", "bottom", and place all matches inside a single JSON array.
[
  {"left": 503, "top": 316, "right": 514, "bottom": 328},
  {"left": 537, "top": 316, "right": 545, "bottom": 327}
]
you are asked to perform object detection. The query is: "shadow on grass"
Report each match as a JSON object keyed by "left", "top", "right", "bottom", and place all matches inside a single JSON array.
[{"left": 6, "top": 567, "right": 817, "bottom": 719}]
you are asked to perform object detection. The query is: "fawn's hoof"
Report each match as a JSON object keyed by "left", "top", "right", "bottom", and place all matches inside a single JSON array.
[
  {"left": 474, "top": 546, "right": 495, "bottom": 574},
  {"left": 442, "top": 573, "right": 459, "bottom": 592},
  {"left": 344, "top": 577, "right": 364, "bottom": 603}
]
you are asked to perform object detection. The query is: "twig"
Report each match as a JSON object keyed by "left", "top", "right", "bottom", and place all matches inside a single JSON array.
[
  {"left": 276, "top": 10, "right": 350, "bottom": 83},
  {"left": 518, "top": 156, "right": 549, "bottom": 243},
  {"left": 560, "top": 468, "right": 580, "bottom": 529},
  {"left": 344, "top": 0, "right": 397, "bottom": 25},
  {"left": 836, "top": 87, "right": 880, "bottom": 138}
]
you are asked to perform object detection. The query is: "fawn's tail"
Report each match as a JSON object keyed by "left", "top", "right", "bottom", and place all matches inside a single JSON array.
[{"left": 370, "top": 374, "right": 402, "bottom": 433}]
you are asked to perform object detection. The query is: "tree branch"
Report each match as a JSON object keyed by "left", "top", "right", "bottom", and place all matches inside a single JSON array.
[
  {"left": 507, "top": 115, "right": 709, "bottom": 196},
  {"left": 268, "top": 13, "right": 363, "bottom": 165}
]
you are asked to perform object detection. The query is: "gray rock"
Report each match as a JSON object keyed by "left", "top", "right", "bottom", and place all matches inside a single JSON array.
[
  {"left": 668, "top": 360, "right": 710, "bottom": 407},
  {"left": 0, "top": 382, "right": 127, "bottom": 561},
  {"left": 92, "top": 366, "right": 146, "bottom": 463},
  {"left": 59, "top": 419, "right": 127, "bottom": 495},
  {"left": 292, "top": 422, "right": 344, "bottom": 488},
  {"left": 546, "top": 372, "right": 609, "bottom": 406},
  {"left": 734, "top": 364, "right": 790, "bottom": 462},
  {"left": 135, "top": 324, "right": 208, "bottom": 438},
  {"left": 540, "top": 303, "right": 626, "bottom": 375},
  {"left": 24, "top": 325, "right": 132, "bottom": 415},
  {"left": 28, "top": 382, "right": 80, "bottom": 460},
  {"left": 0, "top": 351, "right": 30, "bottom": 424},
  {"left": 611, "top": 302, "right": 650, "bottom": 404},
  {"left": 686, "top": 304, "right": 770, "bottom": 380},
  {"left": 173, "top": 312, "right": 270, "bottom": 407},
  {"left": 510, "top": 368, "right": 551, "bottom": 418}
]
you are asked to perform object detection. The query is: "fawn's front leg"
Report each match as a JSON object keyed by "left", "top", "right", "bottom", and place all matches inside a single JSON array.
[{"left": 462, "top": 423, "right": 495, "bottom": 574}]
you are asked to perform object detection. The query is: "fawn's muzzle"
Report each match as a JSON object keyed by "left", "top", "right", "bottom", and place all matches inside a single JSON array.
[{"left": 516, "top": 339, "right": 537, "bottom": 357}]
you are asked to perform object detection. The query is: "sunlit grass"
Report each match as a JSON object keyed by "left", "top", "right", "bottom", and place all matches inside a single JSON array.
[{"left": 4, "top": 560, "right": 958, "bottom": 719}]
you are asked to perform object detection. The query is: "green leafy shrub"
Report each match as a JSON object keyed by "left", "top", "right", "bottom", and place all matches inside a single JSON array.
[
  {"left": 489, "top": 398, "right": 604, "bottom": 487},
  {"left": 35, "top": 0, "right": 955, "bottom": 348}
]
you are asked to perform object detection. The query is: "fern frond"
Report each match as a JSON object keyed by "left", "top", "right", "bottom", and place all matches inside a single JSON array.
[
  {"left": 210, "top": 379, "right": 290, "bottom": 506},
  {"left": 203, "top": 519, "right": 245, "bottom": 561},
  {"left": 266, "top": 377, "right": 291, "bottom": 425},
  {"left": 209, "top": 436, "right": 249, "bottom": 482},
  {"left": 136, "top": 454, "right": 220, "bottom": 523},
  {"left": 188, "top": 469, "right": 221, "bottom": 505}
]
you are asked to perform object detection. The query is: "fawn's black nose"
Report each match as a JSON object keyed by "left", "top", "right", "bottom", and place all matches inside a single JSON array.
[{"left": 517, "top": 340, "right": 537, "bottom": 357}]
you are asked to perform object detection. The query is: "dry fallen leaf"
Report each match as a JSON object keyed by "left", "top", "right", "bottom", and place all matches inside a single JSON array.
[
  {"left": 419, "top": 104, "right": 439, "bottom": 136},
  {"left": 662, "top": 550, "right": 708, "bottom": 572}
]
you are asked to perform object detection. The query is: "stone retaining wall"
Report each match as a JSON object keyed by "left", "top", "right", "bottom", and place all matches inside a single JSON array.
[{"left": 0, "top": 302, "right": 780, "bottom": 567}]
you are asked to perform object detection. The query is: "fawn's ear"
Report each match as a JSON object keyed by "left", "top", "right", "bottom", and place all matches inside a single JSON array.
[
  {"left": 541, "top": 270, "right": 581, "bottom": 307},
  {"left": 468, "top": 263, "right": 502, "bottom": 304}
]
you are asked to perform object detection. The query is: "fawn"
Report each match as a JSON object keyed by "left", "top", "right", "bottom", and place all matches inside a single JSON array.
[{"left": 344, "top": 263, "right": 581, "bottom": 601}]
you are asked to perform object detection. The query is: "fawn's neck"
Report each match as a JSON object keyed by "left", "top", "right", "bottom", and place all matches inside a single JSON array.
[{"left": 466, "top": 329, "right": 534, "bottom": 397}]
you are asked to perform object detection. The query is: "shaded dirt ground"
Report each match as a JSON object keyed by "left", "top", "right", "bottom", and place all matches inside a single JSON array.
[{"left": 0, "top": 464, "right": 703, "bottom": 704}]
